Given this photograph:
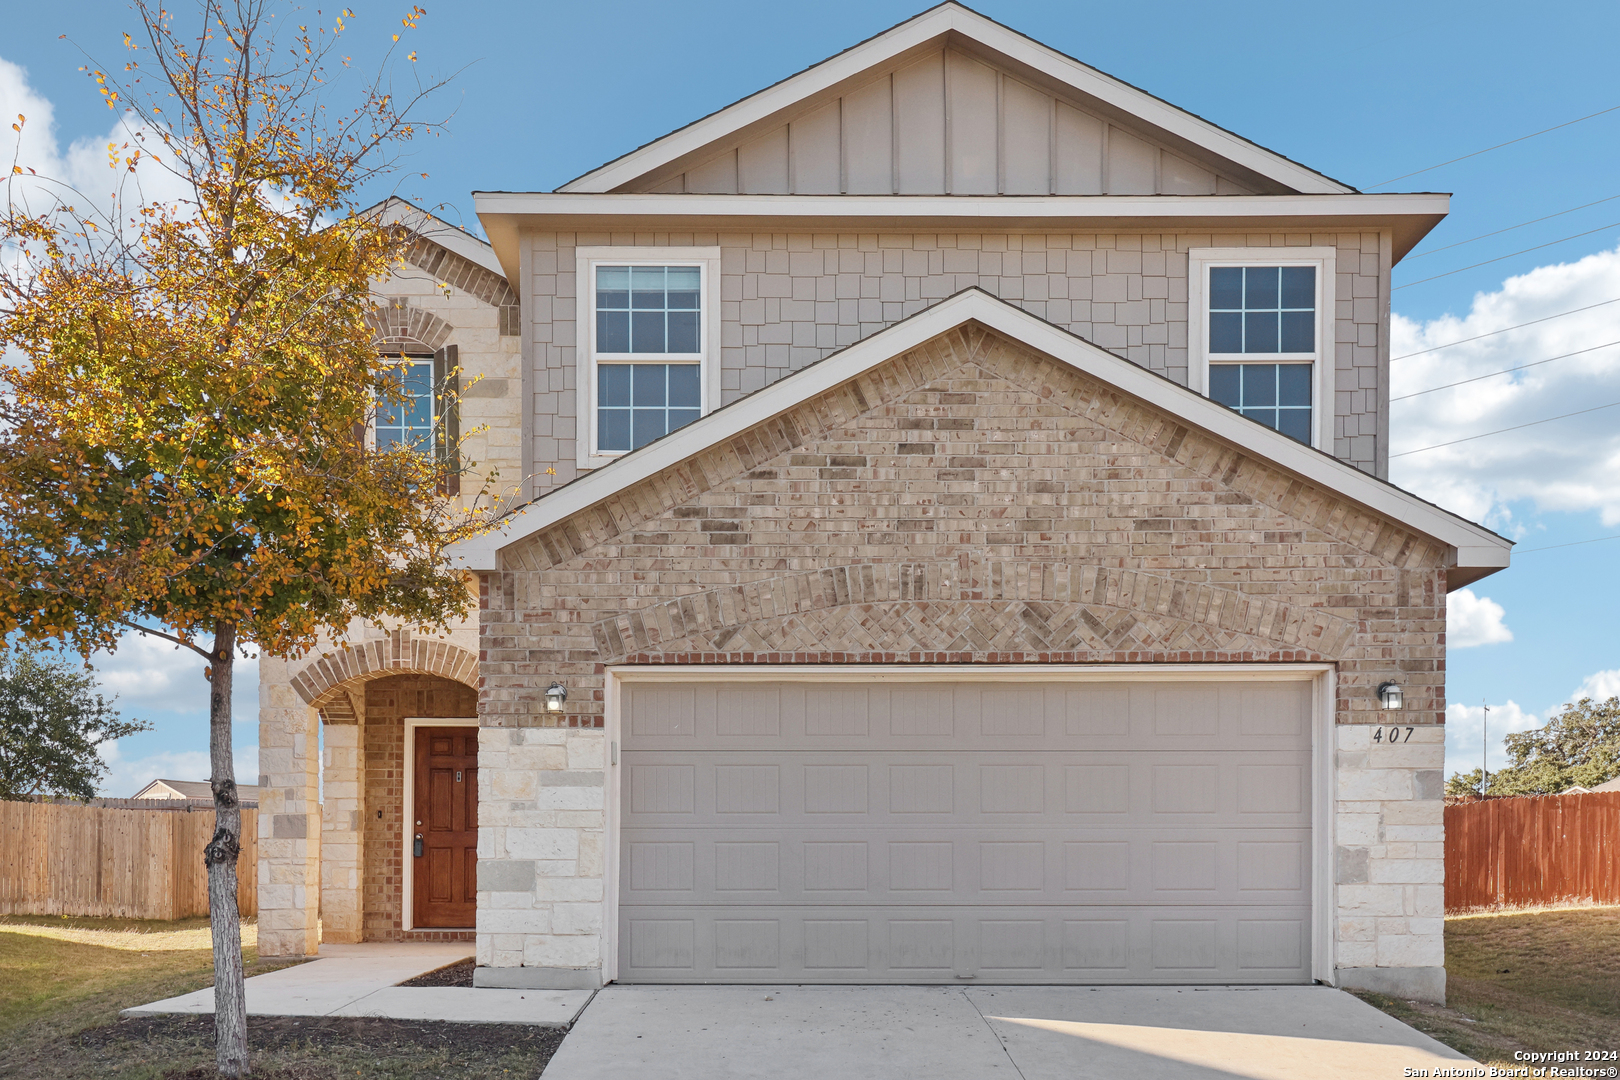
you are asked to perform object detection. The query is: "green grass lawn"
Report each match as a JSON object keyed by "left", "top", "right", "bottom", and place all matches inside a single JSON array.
[
  {"left": 1354, "top": 906, "right": 1620, "bottom": 1068},
  {"left": 0, "top": 916, "right": 562, "bottom": 1079}
]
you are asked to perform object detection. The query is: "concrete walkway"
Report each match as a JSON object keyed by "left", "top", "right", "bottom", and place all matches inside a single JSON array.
[
  {"left": 540, "top": 984, "right": 1477, "bottom": 1079},
  {"left": 123, "top": 942, "right": 593, "bottom": 1027}
]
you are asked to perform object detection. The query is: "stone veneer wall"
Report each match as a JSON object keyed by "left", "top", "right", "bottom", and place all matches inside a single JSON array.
[
  {"left": 477, "top": 322, "right": 1449, "bottom": 998},
  {"left": 524, "top": 229, "right": 1388, "bottom": 491},
  {"left": 361, "top": 674, "right": 479, "bottom": 942}
]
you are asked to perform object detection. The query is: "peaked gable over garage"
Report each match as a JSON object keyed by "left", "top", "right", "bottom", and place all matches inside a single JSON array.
[{"left": 559, "top": 3, "right": 1354, "bottom": 197}]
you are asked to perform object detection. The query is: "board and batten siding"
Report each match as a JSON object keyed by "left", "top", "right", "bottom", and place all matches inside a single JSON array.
[
  {"left": 628, "top": 49, "right": 1256, "bottom": 198},
  {"left": 523, "top": 230, "right": 1387, "bottom": 494}
]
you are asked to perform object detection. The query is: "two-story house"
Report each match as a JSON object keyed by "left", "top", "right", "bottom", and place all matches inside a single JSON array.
[{"left": 256, "top": 4, "right": 1510, "bottom": 1005}]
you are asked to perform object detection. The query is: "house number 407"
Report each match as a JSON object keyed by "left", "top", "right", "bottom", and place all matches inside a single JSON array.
[{"left": 1372, "top": 726, "right": 1415, "bottom": 743}]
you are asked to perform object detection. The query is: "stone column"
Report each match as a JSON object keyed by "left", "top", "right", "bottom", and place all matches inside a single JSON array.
[
  {"left": 319, "top": 694, "right": 365, "bottom": 945},
  {"left": 257, "top": 654, "right": 322, "bottom": 957}
]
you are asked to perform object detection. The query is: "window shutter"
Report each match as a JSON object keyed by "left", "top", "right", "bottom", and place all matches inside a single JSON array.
[{"left": 433, "top": 343, "right": 461, "bottom": 496}]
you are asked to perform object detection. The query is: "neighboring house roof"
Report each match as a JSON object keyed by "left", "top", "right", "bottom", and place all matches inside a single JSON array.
[
  {"left": 558, "top": 2, "right": 1355, "bottom": 197},
  {"left": 1590, "top": 775, "right": 1620, "bottom": 793},
  {"left": 132, "top": 779, "right": 262, "bottom": 801},
  {"left": 450, "top": 288, "right": 1511, "bottom": 582}
]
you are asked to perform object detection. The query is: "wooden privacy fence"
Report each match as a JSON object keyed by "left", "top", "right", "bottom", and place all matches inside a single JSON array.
[
  {"left": 0, "top": 799, "right": 257, "bottom": 919},
  {"left": 1445, "top": 792, "right": 1620, "bottom": 913}
]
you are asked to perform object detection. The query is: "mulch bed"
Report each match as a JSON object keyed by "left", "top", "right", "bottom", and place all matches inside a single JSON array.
[
  {"left": 396, "top": 957, "right": 475, "bottom": 988},
  {"left": 13, "top": 1014, "right": 566, "bottom": 1080}
]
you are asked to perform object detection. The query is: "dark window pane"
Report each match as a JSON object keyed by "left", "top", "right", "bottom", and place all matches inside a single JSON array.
[
  {"left": 599, "top": 408, "right": 631, "bottom": 451},
  {"left": 668, "top": 408, "right": 701, "bottom": 432},
  {"left": 630, "top": 311, "right": 665, "bottom": 353},
  {"left": 1242, "top": 407, "right": 1279, "bottom": 431},
  {"left": 1209, "top": 312, "right": 1243, "bottom": 353},
  {"left": 1244, "top": 311, "right": 1279, "bottom": 353},
  {"left": 1244, "top": 266, "right": 1279, "bottom": 310},
  {"left": 1280, "top": 266, "right": 1315, "bottom": 309},
  {"left": 630, "top": 266, "right": 666, "bottom": 309},
  {"left": 667, "top": 310, "right": 700, "bottom": 353},
  {"left": 598, "top": 310, "right": 629, "bottom": 353},
  {"left": 667, "top": 363, "right": 701, "bottom": 408},
  {"left": 595, "top": 266, "right": 630, "bottom": 309},
  {"left": 1278, "top": 408, "right": 1312, "bottom": 444},
  {"left": 632, "top": 364, "right": 667, "bottom": 407},
  {"left": 666, "top": 266, "right": 701, "bottom": 308},
  {"left": 1209, "top": 267, "right": 1244, "bottom": 309},
  {"left": 1280, "top": 310, "right": 1315, "bottom": 353},
  {"left": 1242, "top": 363, "right": 1277, "bottom": 406},
  {"left": 598, "top": 363, "right": 632, "bottom": 407},
  {"left": 632, "top": 409, "right": 666, "bottom": 449},
  {"left": 1278, "top": 363, "right": 1312, "bottom": 407},
  {"left": 1208, "top": 364, "right": 1242, "bottom": 407}
]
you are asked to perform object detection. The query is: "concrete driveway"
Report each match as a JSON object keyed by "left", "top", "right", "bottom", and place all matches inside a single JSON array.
[{"left": 540, "top": 985, "right": 1475, "bottom": 1079}]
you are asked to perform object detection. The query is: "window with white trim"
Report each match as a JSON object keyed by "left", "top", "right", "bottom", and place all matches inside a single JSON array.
[
  {"left": 374, "top": 345, "right": 460, "bottom": 493},
  {"left": 1189, "top": 248, "right": 1335, "bottom": 451},
  {"left": 576, "top": 247, "right": 721, "bottom": 466}
]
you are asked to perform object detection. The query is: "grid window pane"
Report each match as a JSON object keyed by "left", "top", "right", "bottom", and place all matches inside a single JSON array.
[
  {"left": 1208, "top": 265, "right": 1315, "bottom": 354},
  {"left": 376, "top": 360, "right": 436, "bottom": 452},
  {"left": 1208, "top": 362, "right": 1312, "bottom": 444},
  {"left": 596, "top": 264, "right": 703, "bottom": 355},
  {"left": 597, "top": 362, "right": 702, "bottom": 452}
]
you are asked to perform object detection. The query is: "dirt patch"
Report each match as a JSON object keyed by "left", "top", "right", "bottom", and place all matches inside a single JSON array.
[
  {"left": 396, "top": 957, "right": 475, "bottom": 987},
  {"left": 9, "top": 1014, "right": 565, "bottom": 1080}
]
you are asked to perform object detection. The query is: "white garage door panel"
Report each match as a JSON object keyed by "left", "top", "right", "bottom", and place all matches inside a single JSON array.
[{"left": 618, "top": 679, "right": 1313, "bottom": 984}]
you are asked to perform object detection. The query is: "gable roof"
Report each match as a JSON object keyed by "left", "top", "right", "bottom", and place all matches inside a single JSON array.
[
  {"left": 132, "top": 779, "right": 262, "bottom": 801},
  {"left": 368, "top": 197, "right": 505, "bottom": 279},
  {"left": 559, "top": 3, "right": 1355, "bottom": 197},
  {"left": 451, "top": 289, "right": 1510, "bottom": 583}
]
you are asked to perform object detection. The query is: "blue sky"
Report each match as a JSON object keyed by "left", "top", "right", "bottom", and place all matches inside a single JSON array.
[{"left": 2, "top": 0, "right": 1617, "bottom": 792}]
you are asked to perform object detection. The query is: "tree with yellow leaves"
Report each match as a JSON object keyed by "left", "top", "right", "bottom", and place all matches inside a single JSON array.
[{"left": 0, "top": 3, "right": 493, "bottom": 1075}]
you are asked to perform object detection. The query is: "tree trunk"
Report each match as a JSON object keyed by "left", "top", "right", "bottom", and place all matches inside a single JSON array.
[{"left": 204, "top": 620, "right": 248, "bottom": 1078}]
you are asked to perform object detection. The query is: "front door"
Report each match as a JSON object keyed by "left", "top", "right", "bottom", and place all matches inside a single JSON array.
[{"left": 412, "top": 725, "right": 478, "bottom": 928}]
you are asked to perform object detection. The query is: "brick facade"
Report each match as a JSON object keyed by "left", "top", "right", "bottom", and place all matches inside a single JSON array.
[
  {"left": 478, "top": 321, "right": 1449, "bottom": 993},
  {"left": 361, "top": 674, "right": 479, "bottom": 941},
  {"left": 526, "top": 230, "right": 1387, "bottom": 493}
]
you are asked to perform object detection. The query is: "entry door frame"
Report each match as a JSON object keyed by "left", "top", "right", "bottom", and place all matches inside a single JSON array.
[
  {"left": 402, "top": 715, "right": 480, "bottom": 932},
  {"left": 602, "top": 663, "right": 1337, "bottom": 986}
]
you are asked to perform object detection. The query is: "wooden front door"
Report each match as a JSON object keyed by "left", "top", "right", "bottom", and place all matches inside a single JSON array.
[{"left": 412, "top": 726, "right": 478, "bottom": 928}]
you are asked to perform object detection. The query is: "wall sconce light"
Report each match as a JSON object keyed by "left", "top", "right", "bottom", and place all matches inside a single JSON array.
[
  {"left": 1377, "top": 681, "right": 1404, "bottom": 711},
  {"left": 544, "top": 681, "right": 568, "bottom": 713}
]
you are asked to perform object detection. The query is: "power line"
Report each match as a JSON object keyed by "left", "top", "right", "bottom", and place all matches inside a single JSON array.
[
  {"left": 1392, "top": 297, "right": 1620, "bottom": 361},
  {"left": 1390, "top": 399, "right": 1620, "bottom": 457},
  {"left": 1370, "top": 103, "right": 1620, "bottom": 188},
  {"left": 1405, "top": 193, "right": 1620, "bottom": 260},
  {"left": 1517, "top": 533, "right": 1620, "bottom": 554},
  {"left": 1393, "top": 221, "right": 1620, "bottom": 289},
  {"left": 1390, "top": 339, "right": 1620, "bottom": 401}
]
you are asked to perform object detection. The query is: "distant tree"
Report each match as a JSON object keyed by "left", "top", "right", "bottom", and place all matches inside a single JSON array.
[
  {"left": 0, "top": 2, "right": 489, "bottom": 1076},
  {"left": 0, "top": 646, "right": 150, "bottom": 799},
  {"left": 1445, "top": 696, "right": 1620, "bottom": 798}
]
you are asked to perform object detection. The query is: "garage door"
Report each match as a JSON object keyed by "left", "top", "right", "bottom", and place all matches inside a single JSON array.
[{"left": 617, "top": 678, "right": 1313, "bottom": 984}]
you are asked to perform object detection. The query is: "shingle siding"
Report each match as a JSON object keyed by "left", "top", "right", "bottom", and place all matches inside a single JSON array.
[{"left": 526, "top": 229, "right": 1386, "bottom": 494}]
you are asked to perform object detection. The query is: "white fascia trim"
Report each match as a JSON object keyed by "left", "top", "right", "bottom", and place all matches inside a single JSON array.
[
  {"left": 475, "top": 192, "right": 1447, "bottom": 222},
  {"left": 559, "top": 4, "right": 1350, "bottom": 196},
  {"left": 450, "top": 289, "right": 1508, "bottom": 573},
  {"left": 376, "top": 198, "right": 507, "bottom": 279}
]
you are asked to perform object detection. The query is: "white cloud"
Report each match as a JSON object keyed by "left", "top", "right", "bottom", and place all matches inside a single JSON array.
[
  {"left": 1390, "top": 243, "right": 1620, "bottom": 525},
  {"left": 97, "top": 740, "right": 259, "bottom": 798},
  {"left": 1446, "top": 588, "right": 1513, "bottom": 647},
  {"left": 90, "top": 629, "right": 259, "bottom": 722},
  {"left": 1569, "top": 668, "right": 1620, "bottom": 703},
  {"left": 1445, "top": 699, "right": 1540, "bottom": 775}
]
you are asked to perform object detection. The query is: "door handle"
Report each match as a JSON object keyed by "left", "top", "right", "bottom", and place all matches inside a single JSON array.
[{"left": 413, "top": 834, "right": 423, "bottom": 858}]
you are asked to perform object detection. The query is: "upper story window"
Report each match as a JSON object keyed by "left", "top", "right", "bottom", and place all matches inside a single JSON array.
[
  {"left": 375, "top": 345, "right": 460, "bottom": 493},
  {"left": 1189, "top": 248, "right": 1336, "bottom": 451},
  {"left": 576, "top": 246, "right": 721, "bottom": 467}
]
